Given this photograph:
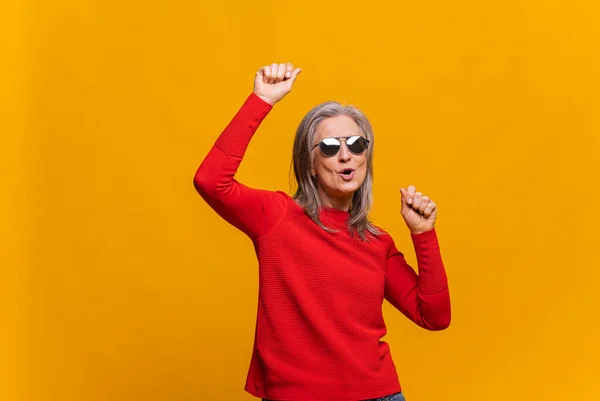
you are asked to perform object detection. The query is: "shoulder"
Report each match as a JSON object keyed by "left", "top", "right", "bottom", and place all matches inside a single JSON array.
[
  {"left": 254, "top": 190, "right": 295, "bottom": 222},
  {"left": 272, "top": 190, "right": 293, "bottom": 206},
  {"left": 371, "top": 223, "right": 392, "bottom": 241},
  {"left": 256, "top": 189, "right": 292, "bottom": 204},
  {"left": 368, "top": 224, "right": 405, "bottom": 257},
  {"left": 364, "top": 223, "right": 394, "bottom": 247}
]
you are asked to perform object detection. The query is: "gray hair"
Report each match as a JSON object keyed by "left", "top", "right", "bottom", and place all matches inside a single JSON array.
[{"left": 290, "top": 101, "right": 382, "bottom": 241}]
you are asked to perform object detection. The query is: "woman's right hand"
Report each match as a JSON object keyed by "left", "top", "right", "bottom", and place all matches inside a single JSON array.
[{"left": 254, "top": 62, "right": 302, "bottom": 105}]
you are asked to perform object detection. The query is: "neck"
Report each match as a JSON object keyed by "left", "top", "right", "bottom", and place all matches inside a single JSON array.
[{"left": 318, "top": 187, "right": 353, "bottom": 212}]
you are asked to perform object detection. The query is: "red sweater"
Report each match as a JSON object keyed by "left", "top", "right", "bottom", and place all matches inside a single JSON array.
[{"left": 194, "top": 93, "right": 451, "bottom": 401}]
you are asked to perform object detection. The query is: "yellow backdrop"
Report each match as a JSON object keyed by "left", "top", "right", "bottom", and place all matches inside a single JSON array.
[{"left": 3, "top": 0, "right": 599, "bottom": 400}]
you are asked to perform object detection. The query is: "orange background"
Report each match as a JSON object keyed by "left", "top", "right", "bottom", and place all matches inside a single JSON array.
[{"left": 2, "top": 1, "right": 599, "bottom": 400}]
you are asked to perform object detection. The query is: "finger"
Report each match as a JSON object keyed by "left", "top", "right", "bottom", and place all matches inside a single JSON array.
[
  {"left": 288, "top": 67, "right": 302, "bottom": 84},
  {"left": 423, "top": 201, "right": 436, "bottom": 218},
  {"left": 256, "top": 66, "right": 265, "bottom": 82},
  {"left": 262, "top": 65, "right": 271, "bottom": 83},
  {"left": 276, "top": 63, "right": 286, "bottom": 82},
  {"left": 418, "top": 196, "right": 430, "bottom": 214},
  {"left": 406, "top": 185, "right": 416, "bottom": 205},
  {"left": 412, "top": 192, "right": 423, "bottom": 210},
  {"left": 285, "top": 62, "right": 294, "bottom": 79},
  {"left": 269, "top": 63, "right": 279, "bottom": 83},
  {"left": 399, "top": 188, "right": 409, "bottom": 211},
  {"left": 399, "top": 190, "right": 412, "bottom": 217}
]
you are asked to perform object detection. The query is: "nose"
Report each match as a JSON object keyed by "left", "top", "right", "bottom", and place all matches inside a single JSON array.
[{"left": 337, "top": 140, "right": 351, "bottom": 162}]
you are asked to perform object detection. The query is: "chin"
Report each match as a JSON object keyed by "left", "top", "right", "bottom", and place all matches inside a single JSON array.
[
  {"left": 320, "top": 175, "right": 365, "bottom": 198},
  {"left": 336, "top": 183, "right": 361, "bottom": 196}
]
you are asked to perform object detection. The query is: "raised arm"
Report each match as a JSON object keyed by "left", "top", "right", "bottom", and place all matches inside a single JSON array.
[
  {"left": 384, "top": 185, "right": 451, "bottom": 330},
  {"left": 384, "top": 230, "right": 451, "bottom": 330},
  {"left": 193, "top": 63, "right": 302, "bottom": 240}
]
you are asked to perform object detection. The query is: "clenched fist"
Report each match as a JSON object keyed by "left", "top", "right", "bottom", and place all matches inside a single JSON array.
[
  {"left": 254, "top": 62, "right": 302, "bottom": 105},
  {"left": 399, "top": 185, "right": 438, "bottom": 235}
]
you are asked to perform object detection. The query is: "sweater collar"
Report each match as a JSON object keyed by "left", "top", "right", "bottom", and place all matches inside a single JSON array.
[{"left": 319, "top": 206, "right": 350, "bottom": 229}]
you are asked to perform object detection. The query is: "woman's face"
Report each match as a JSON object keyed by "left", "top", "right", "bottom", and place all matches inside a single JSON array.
[{"left": 311, "top": 115, "right": 368, "bottom": 203}]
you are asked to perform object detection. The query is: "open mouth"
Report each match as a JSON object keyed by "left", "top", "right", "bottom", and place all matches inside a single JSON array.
[{"left": 339, "top": 168, "right": 355, "bottom": 180}]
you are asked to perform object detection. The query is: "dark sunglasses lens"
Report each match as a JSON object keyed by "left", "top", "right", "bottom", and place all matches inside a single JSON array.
[
  {"left": 347, "top": 136, "right": 368, "bottom": 154},
  {"left": 319, "top": 142, "right": 340, "bottom": 156}
]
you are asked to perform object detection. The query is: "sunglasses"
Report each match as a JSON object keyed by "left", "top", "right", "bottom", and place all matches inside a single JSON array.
[{"left": 311, "top": 135, "right": 370, "bottom": 157}]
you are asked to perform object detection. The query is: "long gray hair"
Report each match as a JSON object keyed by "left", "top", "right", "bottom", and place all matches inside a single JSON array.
[{"left": 290, "top": 101, "right": 382, "bottom": 241}]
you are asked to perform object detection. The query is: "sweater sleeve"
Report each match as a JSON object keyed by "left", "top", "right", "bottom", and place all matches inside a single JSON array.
[
  {"left": 384, "top": 229, "right": 451, "bottom": 331},
  {"left": 193, "top": 93, "right": 288, "bottom": 241}
]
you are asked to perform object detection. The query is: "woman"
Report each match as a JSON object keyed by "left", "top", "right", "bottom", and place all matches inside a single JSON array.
[{"left": 194, "top": 62, "right": 451, "bottom": 401}]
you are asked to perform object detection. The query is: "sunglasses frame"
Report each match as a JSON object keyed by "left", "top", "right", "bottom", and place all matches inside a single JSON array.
[{"left": 310, "top": 135, "right": 370, "bottom": 157}]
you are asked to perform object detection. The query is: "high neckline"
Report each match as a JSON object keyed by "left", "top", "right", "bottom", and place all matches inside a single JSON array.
[
  {"left": 319, "top": 206, "right": 350, "bottom": 229},
  {"left": 321, "top": 206, "right": 350, "bottom": 217}
]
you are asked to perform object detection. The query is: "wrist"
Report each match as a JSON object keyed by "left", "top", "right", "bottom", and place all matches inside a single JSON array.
[
  {"left": 254, "top": 93, "right": 276, "bottom": 106},
  {"left": 410, "top": 227, "right": 434, "bottom": 236}
]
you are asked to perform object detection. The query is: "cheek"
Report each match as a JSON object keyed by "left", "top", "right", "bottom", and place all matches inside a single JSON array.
[
  {"left": 357, "top": 158, "right": 368, "bottom": 180},
  {"left": 311, "top": 156, "right": 321, "bottom": 175},
  {"left": 357, "top": 156, "right": 368, "bottom": 171},
  {"left": 314, "top": 158, "right": 337, "bottom": 176}
]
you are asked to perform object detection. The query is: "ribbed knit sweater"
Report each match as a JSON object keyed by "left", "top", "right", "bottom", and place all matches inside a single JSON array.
[{"left": 194, "top": 93, "right": 451, "bottom": 401}]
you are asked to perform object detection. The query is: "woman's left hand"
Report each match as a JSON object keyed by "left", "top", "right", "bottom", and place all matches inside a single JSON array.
[{"left": 399, "top": 185, "right": 437, "bottom": 235}]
